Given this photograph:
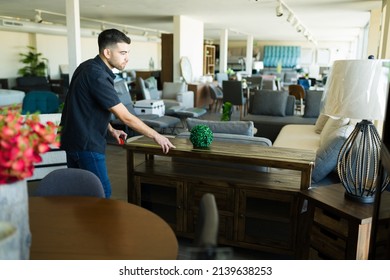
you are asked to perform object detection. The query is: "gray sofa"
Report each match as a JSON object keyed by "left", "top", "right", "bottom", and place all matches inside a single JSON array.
[
  {"left": 242, "top": 90, "right": 323, "bottom": 142},
  {"left": 175, "top": 118, "right": 271, "bottom": 172}
]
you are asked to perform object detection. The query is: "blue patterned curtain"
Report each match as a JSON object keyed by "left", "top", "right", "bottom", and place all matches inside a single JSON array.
[{"left": 263, "top": 46, "right": 301, "bottom": 68}]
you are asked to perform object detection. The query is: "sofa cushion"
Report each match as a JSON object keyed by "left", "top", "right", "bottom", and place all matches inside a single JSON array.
[
  {"left": 177, "top": 132, "right": 271, "bottom": 146},
  {"left": 285, "top": 95, "right": 295, "bottom": 116},
  {"left": 303, "top": 90, "right": 323, "bottom": 118},
  {"left": 186, "top": 118, "right": 254, "bottom": 136},
  {"left": 314, "top": 114, "right": 330, "bottom": 134},
  {"left": 144, "top": 77, "right": 160, "bottom": 99},
  {"left": 320, "top": 117, "right": 350, "bottom": 146},
  {"left": 273, "top": 124, "right": 319, "bottom": 152},
  {"left": 312, "top": 125, "right": 354, "bottom": 183},
  {"left": 162, "top": 82, "right": 187, "bottom": 100},
  {"left": 251, "top": 91, "right": 288, "bottom": 116}
]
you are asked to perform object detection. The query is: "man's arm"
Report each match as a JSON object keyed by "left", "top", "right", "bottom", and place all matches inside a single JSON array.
[{"left": 109, "top": 103, "right": 175, "bottom": 153}]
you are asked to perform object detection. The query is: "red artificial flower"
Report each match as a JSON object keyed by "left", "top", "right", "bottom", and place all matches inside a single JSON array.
[{"left": 0, "top": 109, "right": 60, "bottom": 184}]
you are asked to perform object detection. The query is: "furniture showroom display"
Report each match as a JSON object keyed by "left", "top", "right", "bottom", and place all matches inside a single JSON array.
[
  {"left": 124, "top": 136, "right": 315, "bottom": 258},
  {"left": 29, "top": 196, "right": 178, "bottom": 260}
]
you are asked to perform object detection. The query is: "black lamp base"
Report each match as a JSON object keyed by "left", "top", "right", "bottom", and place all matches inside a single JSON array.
[{"left": 344, "top": 191, "right": 375, "bottom": 204}]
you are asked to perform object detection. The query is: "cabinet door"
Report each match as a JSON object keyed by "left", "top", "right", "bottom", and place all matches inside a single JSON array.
[
  {"left": 187, "top": 183, "right": 235, "bottom": 242},
  {"left": 237, "top": 188, "right": 300, "bottom": 254},
  {"left": 137, "top": 176, "right": 185, "bottom": 233}
]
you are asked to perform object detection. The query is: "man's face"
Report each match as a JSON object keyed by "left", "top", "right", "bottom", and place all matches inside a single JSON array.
[{"left": 104, "top": 42, "right": 129, "bottom": 71}]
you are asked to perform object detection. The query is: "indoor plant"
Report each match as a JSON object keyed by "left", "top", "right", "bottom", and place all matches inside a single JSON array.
[
  {"left": 17, "top": 46, "right": 48, "bottom": 77},
  {"left": 0, "top": 108, "right": 59, "bottom": 259}
]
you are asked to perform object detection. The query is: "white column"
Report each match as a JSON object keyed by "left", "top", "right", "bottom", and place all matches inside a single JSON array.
[
  {"left": 246, "top": 35, "right": 254, "bottom": 75},
  {"left": 219, "top": 29, "right": 228, "bottom": 74},
  {"left": 173, "top": 16, "right": 204, "bottom": 82},
  {"left": 66, "top": 0, "right": 82, "bottom": 82}
]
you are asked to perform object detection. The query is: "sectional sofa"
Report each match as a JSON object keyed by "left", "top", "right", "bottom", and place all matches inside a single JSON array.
[
  {"left": 242, "top": 89, "right": 323, "bottom": 142},
  {"left": 273, "top": 115, "right": 354, "bottom": 185}
]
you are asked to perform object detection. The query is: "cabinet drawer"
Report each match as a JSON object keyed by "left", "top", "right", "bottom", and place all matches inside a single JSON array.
[
  {"left": 313, "top": 207, "right": 348, "bottom": 237},
  {"left": 310, "top": 224, "right": 346, "bottom": 259}
]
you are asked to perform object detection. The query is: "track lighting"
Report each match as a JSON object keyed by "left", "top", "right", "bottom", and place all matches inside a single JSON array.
[
  {"left": 275, "top": 0, "right": 316, "bottom": 44},
  {"left": 34, "top": 10, "right": 42, "bottom": 23},
  {"left": 287, "top": 12, "right": 294, "bottom": 23},
  {"left": 276, "top": 1, "right": 284, "bottom": 17}
]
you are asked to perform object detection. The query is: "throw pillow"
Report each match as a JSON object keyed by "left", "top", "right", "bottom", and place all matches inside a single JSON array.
[
  {"left": 312, "top": 125, "right": 354, "bottom": 183},
  {"left": 314, "top": 114, "right": 330, "bottom": 134},
  {"left": 162, "top": 82, "right": 187, "bottom": 100},
  {"left": 303, "top": 90, "right": 323, "bottom": 118},
  {"left": 251, "top": 91, "right": 288, "bottom": 116},
  {"left": 186, "top": 118, "right": 254, "bottom": 136},
  {"left": 320, "top": 117, "right": 350, "bottom": 146}
]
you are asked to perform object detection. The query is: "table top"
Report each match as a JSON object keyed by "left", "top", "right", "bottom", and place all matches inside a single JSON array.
[
  {"left": 301, "top": 184, "right": 390, "bottom": 223},
  {"left": 125, "top": 136, "right": 315, "bottom": 169},
  {"left": 29, "top": 196, "right": 178, "bottom": 260}
]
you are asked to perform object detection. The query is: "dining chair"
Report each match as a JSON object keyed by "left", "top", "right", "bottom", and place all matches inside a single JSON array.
[
  {"left": 288, "top": 84, "right": 305, "bottom": 115},
  {"left": 222, "top": 80, "right": 247, "bottom": 119},
  {"left": 34, "top": 168, "right": 106, "bottom": 198},
  {"left": 21, "top": 90, "right": 60, "bottom": 114},
  {"left": 208, "top": 84, "right": 224, "bottom": 113},
  {"left": 246, "top": 76, "right": 263, "bottom": 91},
  {"left": 297, "top": 78, "right": 310, "bottom": 91}
]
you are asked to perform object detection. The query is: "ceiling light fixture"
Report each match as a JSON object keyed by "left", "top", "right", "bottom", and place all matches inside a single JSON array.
[
  {"left": 30, "top": 9, "right": 166, "bottom": 37},
  {"left": 34, "top": 10, "right": 42, "bottom": 23},
  {"left": 287, "top": 12, "right": 294, "bottom": 23},
  {"left": 275, "top": 0, "right": 317, "bottom": 45},
  {"left": 276, "top": 1, "right": 284, "bottom": 17}
]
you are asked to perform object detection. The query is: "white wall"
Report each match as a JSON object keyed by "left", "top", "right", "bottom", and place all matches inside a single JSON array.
[
  {"left": 0, "top": 30, "right": 161, "bottom": 87},
  {"left": 173, "top": 16, "right": 204, "bottom": 82}
]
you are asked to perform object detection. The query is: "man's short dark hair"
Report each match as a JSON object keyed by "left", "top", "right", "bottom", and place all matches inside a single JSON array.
[{"left": 98, "top": 29, "right": 131, "bottom": 53}]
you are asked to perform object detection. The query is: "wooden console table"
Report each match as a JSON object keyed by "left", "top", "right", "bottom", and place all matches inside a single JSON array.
[
  {"left": 124, "top": 137, "right": 315, "bottom": 257},
  {"left": 300, "top": 184, "right": 390, "bottom": 259}
]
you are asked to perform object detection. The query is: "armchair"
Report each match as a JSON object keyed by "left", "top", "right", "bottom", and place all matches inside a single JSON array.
[
  {"left": 161, "top": 81, "right": 194, "bottom": 109},
  {"left": 138, "top": 77, "right": 194, "bottom": 110}
]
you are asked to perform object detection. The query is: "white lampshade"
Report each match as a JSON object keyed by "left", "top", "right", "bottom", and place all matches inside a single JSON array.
[
  {"left": 322, "top": 59, "right": 389, "bottom": 120},
  {"left": 253, "top": 61, "right": 264, "bottom": 71}
]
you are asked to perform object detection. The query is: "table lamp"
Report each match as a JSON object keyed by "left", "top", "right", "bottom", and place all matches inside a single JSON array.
[
  {"left": 253, "top": 61, "right": 264, "bottom": 74},
  {"left": 322, "top": 59, "right": 390, "bottom": 203}
]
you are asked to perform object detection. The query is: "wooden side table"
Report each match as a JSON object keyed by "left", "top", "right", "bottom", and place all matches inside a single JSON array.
[
  {"left": 300, "top": 184, "right": 390, "bottom": 259},
  {"left": 188, "top": 83, "right": 212, "bottom": 109}
]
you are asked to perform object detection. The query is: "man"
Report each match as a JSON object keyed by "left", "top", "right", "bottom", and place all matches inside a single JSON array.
[{"left": 60, "top": 29, "right": 175, "bottom": 198}]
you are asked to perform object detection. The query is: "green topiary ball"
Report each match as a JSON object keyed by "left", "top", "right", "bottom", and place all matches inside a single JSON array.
[{"left": 189, "top": 124, "right": 213, "bottom": 148}]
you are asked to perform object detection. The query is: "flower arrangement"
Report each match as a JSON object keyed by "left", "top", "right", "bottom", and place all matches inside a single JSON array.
[
  {"left": 0, "top": 109, "right": 60, "bottom": 184},
  {"left": 189, "top": 125, "right": 213, "bottom": 149}
]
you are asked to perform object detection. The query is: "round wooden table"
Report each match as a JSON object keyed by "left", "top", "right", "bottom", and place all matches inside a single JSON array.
[{"left": 29, "top": 197, "right": 178, "bottom": 260}]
